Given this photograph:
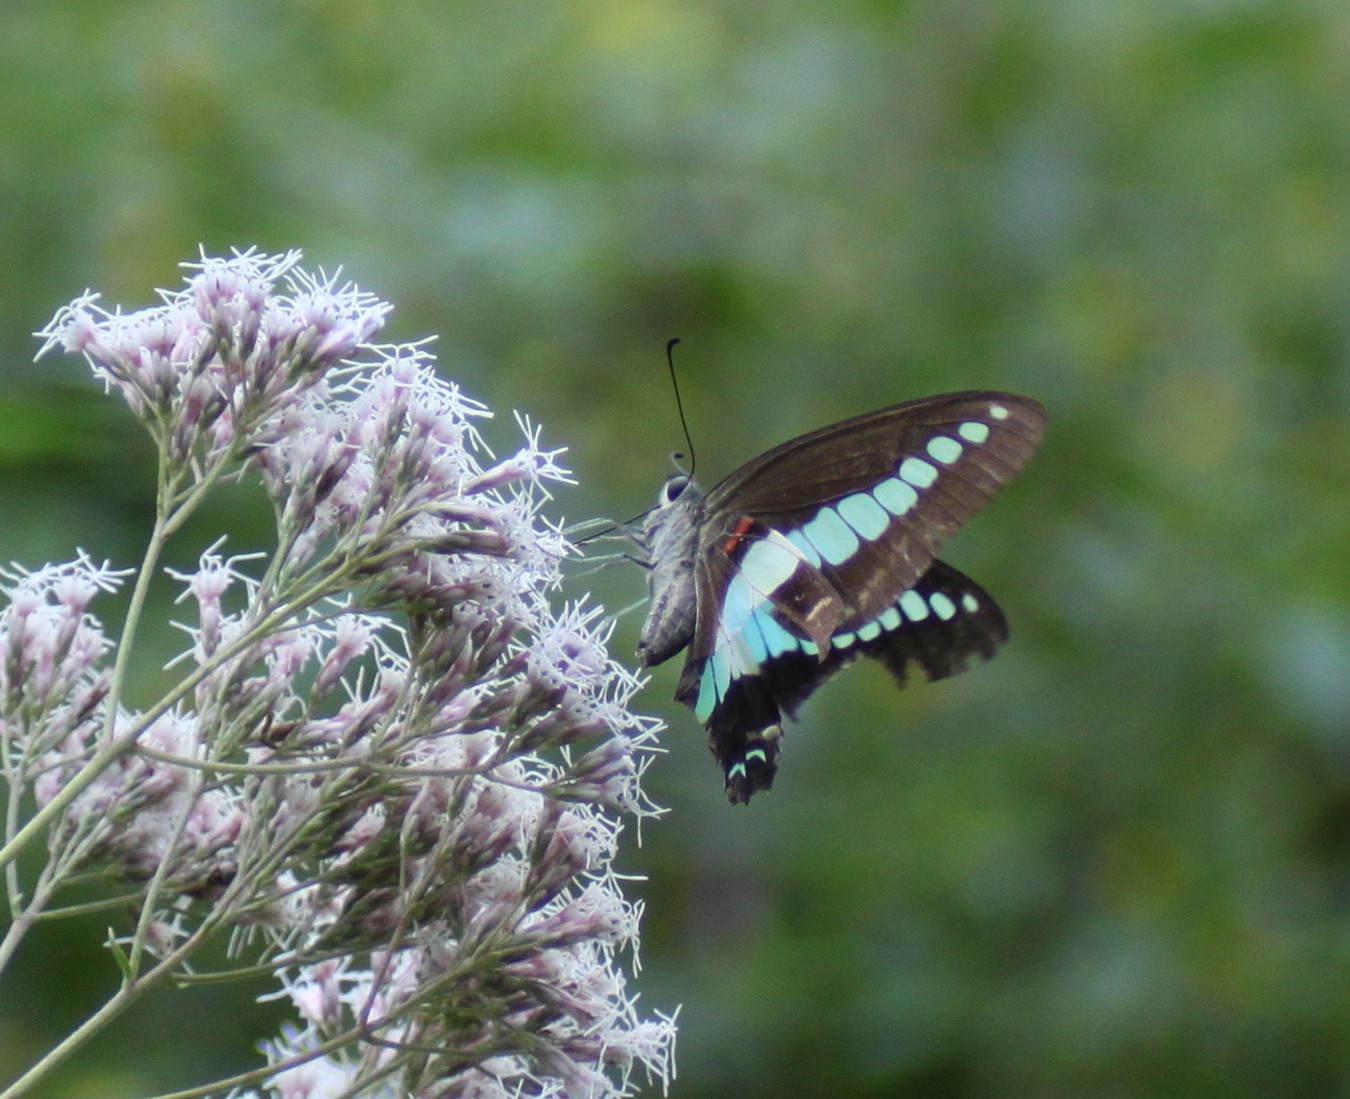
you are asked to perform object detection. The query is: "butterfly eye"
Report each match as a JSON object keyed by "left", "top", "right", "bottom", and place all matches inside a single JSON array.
[{"left": 660, "top": 474, "right": 691, "bottom": 506}]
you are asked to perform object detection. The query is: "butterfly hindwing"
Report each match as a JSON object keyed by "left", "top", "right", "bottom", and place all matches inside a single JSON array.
[{"left": 677, "top": 558, "right": 1009, "bottom": 802}]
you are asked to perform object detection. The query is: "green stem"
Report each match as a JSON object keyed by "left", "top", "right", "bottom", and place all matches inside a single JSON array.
[{"left": 0, "top": 912, "right": 220, "bottom": 1099}]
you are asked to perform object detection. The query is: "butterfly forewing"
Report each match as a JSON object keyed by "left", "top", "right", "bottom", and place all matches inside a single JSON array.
[
  {"left": 693, "top": 392, "right": 1044, "bottom": 644},
  {"left": 708, "top": 392, "right": 1040, "bottom": 502}
]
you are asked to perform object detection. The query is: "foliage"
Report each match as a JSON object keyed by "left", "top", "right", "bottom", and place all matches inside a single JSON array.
[{"left": 1, "top": 2, "right": 1349, "bottom": 1097}]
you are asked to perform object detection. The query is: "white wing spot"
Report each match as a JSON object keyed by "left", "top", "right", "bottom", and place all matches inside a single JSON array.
[
  {"left": 899, "top": 457, "right": 938, "bottom": 489},
  {"left": 958, "top": 420, "right": 990, "bottom": 444},
  {"left": 740, "top": 538, "right": 799, "bottom": 596},
  {"left": 800, "top": 506, "right": 860, "bottom": 566},
  {"left": 857, "top": 620, "right": 883, "bottom": 642},
  {"left": 899, "top": 590, "right": 929, "bottom": 621},
  {"left": 875, "top": 477, "right": 919, "bottom": 516},
  {"left": 837, "top": 491, "right": 891, "bottom": 540},
  {"left": 926, "top": 436, "right": 963, "bottom": 465},
  {"left": 929, "top": 592, "right": 957, "bottom": 620}
]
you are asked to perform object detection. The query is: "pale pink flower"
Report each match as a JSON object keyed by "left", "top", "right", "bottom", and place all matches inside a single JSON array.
[{"left": 6, "top": 250, "right": 673, "bottom": 1099}]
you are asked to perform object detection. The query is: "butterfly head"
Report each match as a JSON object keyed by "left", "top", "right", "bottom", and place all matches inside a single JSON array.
[{"left": 657, "top": 472, "right": 693, "bottom": 508}]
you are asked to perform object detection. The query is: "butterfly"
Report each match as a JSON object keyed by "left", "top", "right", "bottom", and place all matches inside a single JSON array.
[{"left": 634, "top": 391, "right": 1046, "bottom": 803}]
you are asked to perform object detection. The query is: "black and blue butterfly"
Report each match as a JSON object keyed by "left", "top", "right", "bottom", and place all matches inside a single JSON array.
[{"left": 634, "top": 391, "right": 1046, "bottom": 803}]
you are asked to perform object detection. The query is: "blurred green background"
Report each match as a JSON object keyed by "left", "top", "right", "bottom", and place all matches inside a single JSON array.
[{"left": 3, "top": 1, "right": 1350, "bottom": 1096}]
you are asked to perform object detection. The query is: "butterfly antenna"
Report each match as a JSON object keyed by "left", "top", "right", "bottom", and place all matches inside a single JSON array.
[{"left": 666, "top": 337, "right": 696, "bottom": 477}]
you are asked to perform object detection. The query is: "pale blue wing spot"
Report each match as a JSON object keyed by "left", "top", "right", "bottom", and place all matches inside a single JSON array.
[
  {"left": 801, "top": 639, "right": 820, "bottom": 657},
  {"left": 836, "top": 492, "right": 891, "bottom": 540},
  {"left": 744, "top": 747, "right": 767, "bottom": 763},
  {"left": 958, "top": 420, "right": 990, "bottom": 444},
  {"left": 857, "top": 620, "right": 883, "bottom": 642},
  {"left": 755, "top": 608, "right": 800, "bottom": 658},
  {"left": 729, "top": 634, "right": 761, "bottom": 679},
  {"left": 801, "top": 506, "right": 860, "bottom": 565},
  {"left": 831, "top": 631, "right": 856, "bottom": 649},
  {"left": 720, "top": 574, "right": 758, "bottom": 636},
  {"left": 728, "top": 760, "right": 747, "bottom": 780},
  {"left": 989, "top": 403, "right": 1010, "bottom": 420},
  {"left": 961, "top": 592, "right": 980, "bottom": 613},
  {"left": 899, "top": 590, "right": 929, "bottom": 620},
  {"left": 929, "top": 592, "right": 957, "bottom": 620},
  {"left": 926, "top": 435, "right": 963, "bottom": 465},
  {"left": 741, "top": 537, "right": 800, "bottom": 596},
  {"left": 879, "top": 607, "right": 902, "bottom": 631},
  {"left": 874, "top": 477, "right": 919, "bottom": 516},
  {"left": 786, "top": 528, "right": 822, "bottom": 568},
  {"left": 899, "top": 456, "right": 938, "bottom": 489},
  {"left": 736, "top": 614, "right": 769, "bottom": 668},
  {"left": 695, "top": 668, "right": 717, "bottom": 720},
  {"left": 710, "top": 646, "right": 732, "bottom": 696},
  {"left": 716, "top": 599, "right": 760, "bottom": 678}
]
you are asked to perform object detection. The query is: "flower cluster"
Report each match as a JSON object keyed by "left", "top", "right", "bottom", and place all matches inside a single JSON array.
[{"left": 0, "top": 250, "right": 673, "bottom": 1098}]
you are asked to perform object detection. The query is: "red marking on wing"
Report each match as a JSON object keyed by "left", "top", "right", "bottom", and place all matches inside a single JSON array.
[{"left": 721, "top": 516, "right": 756, "bottom": 558}]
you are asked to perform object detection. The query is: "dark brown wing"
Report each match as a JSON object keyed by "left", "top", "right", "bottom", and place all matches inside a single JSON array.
[{"left": 695, "top": 391, "right": 1044, "bottom": 641}]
